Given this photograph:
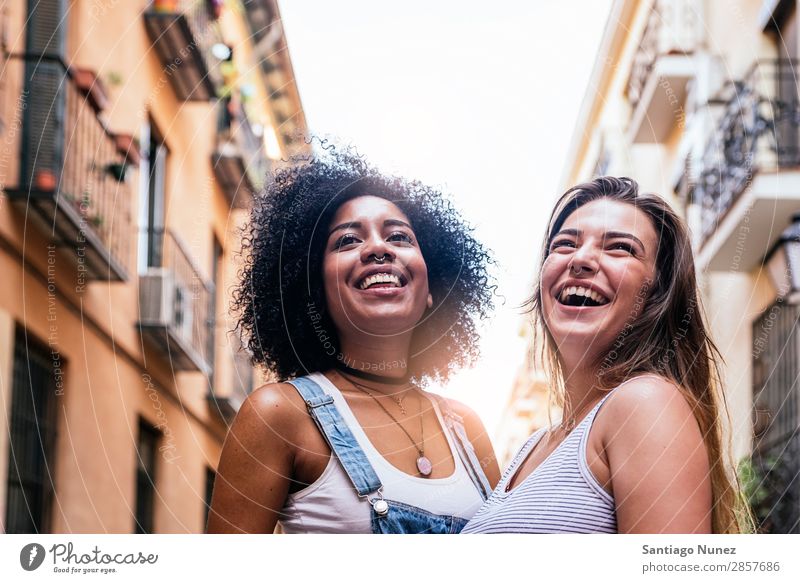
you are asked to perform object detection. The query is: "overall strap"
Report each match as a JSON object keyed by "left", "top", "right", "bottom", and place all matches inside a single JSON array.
[
  {"left": 431, "top": 395, "right": 493, "bottom": 501},
  {"left": 287, "top": 376, "right": 383, "bottom": 497}
]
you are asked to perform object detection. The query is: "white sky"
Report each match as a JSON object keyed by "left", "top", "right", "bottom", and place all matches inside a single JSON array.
[{"left": 279, "top": 1, "right": 613, "bottom": 439}]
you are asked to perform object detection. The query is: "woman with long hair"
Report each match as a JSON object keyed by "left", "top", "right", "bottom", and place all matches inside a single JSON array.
[
  {"left": 463, "top": 176, "right": 750, "bottom": 534},
  {"left": 206, "top": 149, "right": 500, "bottom": 533}
]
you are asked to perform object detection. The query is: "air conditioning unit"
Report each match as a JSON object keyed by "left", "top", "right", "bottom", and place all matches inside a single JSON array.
[{"left": 138, "top": 268, "right": 192, "bottom": 342}]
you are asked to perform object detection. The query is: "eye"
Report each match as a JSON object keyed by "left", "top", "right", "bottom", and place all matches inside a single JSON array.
[
  {"left": 388, "top": 231, "right": 413, "bottom": 244},
  {"left": 608, "top": 241, "right": 636, "bottom": 255},
  {"left": 550, "top": 239, "right": 575, "bottom": 252},
  {"left": 333, "top": 234, "right": 361, "bottom": 249}
]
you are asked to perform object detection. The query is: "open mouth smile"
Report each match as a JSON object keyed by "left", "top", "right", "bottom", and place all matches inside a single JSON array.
[
  {"left": 357, "top": 272, "right": 407, "bottom": 290},
  {"left": 556, "top": 285, "right": 611, "bottom": 307}
]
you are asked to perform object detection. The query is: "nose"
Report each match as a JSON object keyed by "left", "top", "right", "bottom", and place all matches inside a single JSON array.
[
  {"left": 568, "top": 243, "right": 598, "bottom": 276},
  {"left": 360, "top": 231, "right": 395, "bottom": 264}
]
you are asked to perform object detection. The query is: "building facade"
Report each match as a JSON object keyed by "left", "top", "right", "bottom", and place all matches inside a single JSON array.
[
  {"left": 509, "top": 0, "right": 800, "bottom": 532},
  {"left": 0, "top": 0, "right": 307, "bottom": 533}
]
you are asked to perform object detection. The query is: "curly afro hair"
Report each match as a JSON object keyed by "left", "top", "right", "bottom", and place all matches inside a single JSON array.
[{"left": 232, "top": 147, "right": 495, "bottom": 385}]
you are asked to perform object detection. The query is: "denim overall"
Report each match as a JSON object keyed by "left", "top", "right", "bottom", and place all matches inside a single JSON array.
[{"left": 287, "top": 375, "right": 492, "bottom": 534}]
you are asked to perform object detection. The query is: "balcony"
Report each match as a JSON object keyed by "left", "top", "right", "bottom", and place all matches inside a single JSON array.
[
  {"left": 626, "top": 0, "right": 701, "bottom": 143},
  {"left": 143, "top": 1, "right": 225, "bottom": 101},
  {"left": 212, "top": 99, "right": 270, "bottom": 207},
  {"left": 138, "top": 228, "right": 214, "bottom": 374},
  {"left": 4, "top": 56, "right": 134, "bottom": 281},
  {"left": 242, "top": 0, "right": 280, "bottom": 47},
  {"left": 694, "top": 60, "right": 800, "bottom": 272}
]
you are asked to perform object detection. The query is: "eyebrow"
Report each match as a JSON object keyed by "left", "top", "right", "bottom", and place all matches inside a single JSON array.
[
  {"left": 328, "top": 219, "right": 413, "bottom": 236},
  {"left": 553, "top": 228, "right": 646, "bottom": 251}
]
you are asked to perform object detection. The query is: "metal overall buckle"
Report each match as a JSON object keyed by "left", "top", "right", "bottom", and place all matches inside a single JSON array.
[{"left": 365, "top": 488, "right": 389, "bottom": 517}]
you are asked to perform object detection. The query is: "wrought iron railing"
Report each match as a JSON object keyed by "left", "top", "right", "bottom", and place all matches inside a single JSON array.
[
  {"left": 626, "top": 0, "right": 700, "bottom": 110},
  {"left": 9, "top": 56, "right": 133, "bottom": 279},
  {"left": 627, "top": 4, "right": 661, "bottom": 110},
  {"left": 144, "top": 0, "right": 226, "bottom": 100},
  {"left": 139, "top": 227, "right": 214, "bottom": 372},
  {"left": 60, "top": 65, "right": 133, "bottom": 272},
  {"left": 694, "top": 60, "right": 800, "bottom": 244},
  {"left": 214, "top": 98, "right": 270, "bottom": 200}
]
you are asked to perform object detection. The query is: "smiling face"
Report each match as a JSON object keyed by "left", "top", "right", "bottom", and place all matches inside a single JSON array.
[
  {"left": 322, "top": 195, "right": 432, "bottom": 340},
  {"left": 540, "top": 198, "right": 658, "bottom": 364}
]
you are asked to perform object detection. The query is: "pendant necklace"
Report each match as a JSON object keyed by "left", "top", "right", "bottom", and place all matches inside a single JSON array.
[{"left": 347, "top": 379, "right": 433, "bottom": 477}]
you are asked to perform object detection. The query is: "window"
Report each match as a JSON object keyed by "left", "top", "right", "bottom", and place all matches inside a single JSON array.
[
  {"left": 137, "top": 118, "right": 167, "bottom": 274},
  {"left": 5, "top": 328, "right": 58, "bottom": 534},
  {"left": 134, "top": 419, "right": 159, "bottom": 534}
]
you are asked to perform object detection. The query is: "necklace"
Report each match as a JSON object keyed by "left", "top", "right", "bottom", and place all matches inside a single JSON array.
[
  {"left": 347, "top": 380, "right": 433, "bottom": 477},
  {"left": 339, "top": 371, "right": 414, "bottom": 415},
  {"left": 335, "top": 362, "right": 410, "bottom": 385}
]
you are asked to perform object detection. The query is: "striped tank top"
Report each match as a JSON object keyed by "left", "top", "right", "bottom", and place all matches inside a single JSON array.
[{"left": 461, "top": 379, "right": 648, "bottom": 534}]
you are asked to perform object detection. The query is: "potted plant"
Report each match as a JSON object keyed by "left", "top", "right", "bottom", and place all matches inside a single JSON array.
[
  {"left": 33, "top": 170, "right": 58, "bottom": 191},
  {"left": 152, "top": 0, "right": 179, "bottom": 13}
]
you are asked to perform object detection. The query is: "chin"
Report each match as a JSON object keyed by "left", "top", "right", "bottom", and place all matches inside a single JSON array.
[
  {"left": 353, "top": 308, "right": 423, "bottom": 336},
  {"left": 550, "top": 323, "right": 617, "bottom": 352}
]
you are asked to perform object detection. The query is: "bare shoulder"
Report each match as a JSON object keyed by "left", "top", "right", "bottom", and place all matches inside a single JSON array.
[
  {"left": 432, "top": 394, "right": 492, "bottom": 439},
  {"left": 603, "top": 375, "right": 694, "bottom": 416},
  {"left": 598, "top": 374, "right": 702, "bottom": 448},
  {"left": 231, "top": 382, "right": 309, "bottom": 447},
  {"left": 437, "top": 395, "right": 483, "bottom": 426}
]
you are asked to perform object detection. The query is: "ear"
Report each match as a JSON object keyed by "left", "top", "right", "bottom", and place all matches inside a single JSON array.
[{"left": 427, "top": 293, "right": 433, "bottom": 309}]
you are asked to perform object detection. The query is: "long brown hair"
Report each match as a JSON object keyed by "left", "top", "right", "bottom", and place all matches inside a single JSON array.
[{"left": 527, "top": 176, "right": 752, "bottom": 533}]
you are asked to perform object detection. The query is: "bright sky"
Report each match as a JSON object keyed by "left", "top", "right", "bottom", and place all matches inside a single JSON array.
[{"left": 279, "top": 1, "right": 613, "bottom": 439}]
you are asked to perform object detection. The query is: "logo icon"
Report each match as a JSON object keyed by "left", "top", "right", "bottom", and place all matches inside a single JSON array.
[{"left": 20, "top": 543, "right": 46, "bottom": 571}]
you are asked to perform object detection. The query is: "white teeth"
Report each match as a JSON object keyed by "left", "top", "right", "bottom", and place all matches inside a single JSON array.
[
  {"left": 359, "top": 273, "right": 402, "bottom": 290},
  {"left": 558, "top": 286, "right": 610, "bottom": 305}
]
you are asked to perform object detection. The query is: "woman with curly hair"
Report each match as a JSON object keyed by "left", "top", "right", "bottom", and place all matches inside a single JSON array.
[
  {"left": 207, "top": 149, "right": 500, "bottom": 534},
  {"left": 463, "top": 176, "right": 751, "bottom": 534}
]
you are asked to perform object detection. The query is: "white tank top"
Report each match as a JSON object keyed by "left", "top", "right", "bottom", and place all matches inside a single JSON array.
[{"left": 278, "top": 372, "right": 486, "bottom": 533}]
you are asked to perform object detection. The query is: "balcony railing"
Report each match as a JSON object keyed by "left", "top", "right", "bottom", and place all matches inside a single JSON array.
[
  {"left": 625, "top": 0, "right": 700, "bottom": 142},
  {"left": 138, "top": 228, "right": 214, "bottom": 374},
  {"left": 4, "top": 56, "right": 133, "bottom": 280},
  {"left": 627, "top": 0, "right": 700, "bottom": 109},
  {"left": 693, "top": 60, "right": 800, "bottom": 244},
  {"left": 143, "top": 0, "right": 225, "bottom": 101},
  {"left": 242, "top": 0, "right": 279, "bottom": 46},
  {"left": 212, "top": 99, "right": 270, "bottom": 207}
]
